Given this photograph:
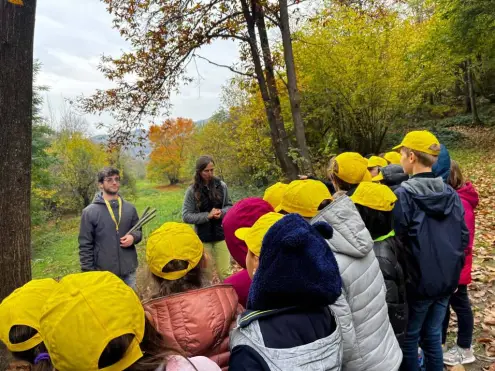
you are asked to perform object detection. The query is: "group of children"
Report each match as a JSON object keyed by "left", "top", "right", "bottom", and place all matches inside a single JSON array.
[{"left": 0, "top": 130, "right": 478, "bottom": 371}]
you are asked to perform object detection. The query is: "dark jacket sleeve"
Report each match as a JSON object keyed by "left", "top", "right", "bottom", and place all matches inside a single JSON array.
[
  {"left": 129, "top": 206, "right": 142, "bottom": 244},
  {"left": 460, "top": 209, "right": 470, "bottom": 256},
  {"left": 229, "top": 345, "right": 270, "bottom": 371},
  {"left": 78, "top": 208, "right": 95, "bottom": 272},
  {"left": 182, "top": 186, "right": 210, "bottom": 225}
]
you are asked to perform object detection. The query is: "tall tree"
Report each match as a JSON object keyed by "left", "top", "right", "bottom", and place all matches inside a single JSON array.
[
  {"left": 80, "top": 0, "right": 301, "bottom": 179},
  {"left": 278, "top": 0, "right": 312, "bottom": 173},
  {"left": 0, "top": 0, "right": 37, "bottom": 301}
]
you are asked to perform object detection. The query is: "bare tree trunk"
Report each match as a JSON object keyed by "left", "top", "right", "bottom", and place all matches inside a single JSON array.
[
  {"left": 0, "top": 0, "right": 36, "bottom": 301},
  {"left": 278, "top": 0, "right": 312, "bottom": 174},
  {"left": 466, "top": 59, "right": 482, "bottom": 125},
  {"left": 241, "top": 0, "right": 298, "bottom": 180},
  {"left": 462, "top": 63, "right": 471, "bottom": 113}
]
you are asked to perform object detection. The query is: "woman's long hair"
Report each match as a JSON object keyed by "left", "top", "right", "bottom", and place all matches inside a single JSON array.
[
  {"left": 147, "top": 257, "right": 207, "bottom": 299},
  {"left": 193, "top": 155, "right": 221, "bottom": 209},
  {"left": 32, "top": 317, "right": 197, "bottom": 371}
]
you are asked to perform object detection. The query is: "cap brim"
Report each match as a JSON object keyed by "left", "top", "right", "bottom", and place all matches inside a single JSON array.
[
  {"left": 392, "top": 144, "right": 402, "bottom": 151},
  {"left": 234, "top": 227, "right": 250, "bottom": 241},
  {"left": 274, "top": 204, "right": 282, "bottom": 213},
  {"left": 362, "top": 171, "right": 373, "bottom": 182},
  {"left": 372, "top": 173, "right": 384, "bottom": 182}
]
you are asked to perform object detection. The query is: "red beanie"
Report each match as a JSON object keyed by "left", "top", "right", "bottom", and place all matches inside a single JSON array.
[{"left": 222, "top": 198, "right": 274, "bottom": 268}]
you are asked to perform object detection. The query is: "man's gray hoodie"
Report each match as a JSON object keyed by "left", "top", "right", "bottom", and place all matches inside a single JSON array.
[{"left": 78, "top": 193, "right": 142, "bottom": 277}]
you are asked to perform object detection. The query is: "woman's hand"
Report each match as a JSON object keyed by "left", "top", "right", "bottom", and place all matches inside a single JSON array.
[{"left": 208, "top": 208, "right": 222, "bottom": 219}]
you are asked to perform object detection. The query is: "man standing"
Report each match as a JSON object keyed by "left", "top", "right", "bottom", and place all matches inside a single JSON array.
[{"left": 78, "top": 167, "right": 142, "bottom": 289}]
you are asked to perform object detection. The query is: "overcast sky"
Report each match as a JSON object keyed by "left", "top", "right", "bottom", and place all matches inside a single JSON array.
[{"left": 34, "top": 0, "right": 239, "bottom": 134}]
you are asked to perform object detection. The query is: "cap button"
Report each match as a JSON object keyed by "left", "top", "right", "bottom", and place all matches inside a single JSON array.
[{"left": 70, "top": 289, "right": 80, "bottom": 297}]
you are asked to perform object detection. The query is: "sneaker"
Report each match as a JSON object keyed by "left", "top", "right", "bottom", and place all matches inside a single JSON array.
[{"left": 443, "top": 345, "right": 476, "bottom": 365}]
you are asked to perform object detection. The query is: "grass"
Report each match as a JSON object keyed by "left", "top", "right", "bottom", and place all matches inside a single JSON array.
[{"left": 31, "top": 180, "right": 262, "bottom": 279}]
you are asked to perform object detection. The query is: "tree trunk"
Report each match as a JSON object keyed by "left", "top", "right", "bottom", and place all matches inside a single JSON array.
[
  {"left": 0, "top": 0, "right": 36, "bottom": 301},
  {"left": 278, "top": 0, "right": 312, "bottom": 175},
  {"left": 462, "top": 63, "right": 472, "bottom": 113},
  {"left": 466, "top": 59, "right": 482, "bottom": 125},
  {"left": 240, "top": 0, "right": 298, "bottom": 180}
]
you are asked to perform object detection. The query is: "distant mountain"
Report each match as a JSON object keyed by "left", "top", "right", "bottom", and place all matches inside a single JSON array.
[{"left": 91, "top": 130, "right": 151, "bottom": 158}]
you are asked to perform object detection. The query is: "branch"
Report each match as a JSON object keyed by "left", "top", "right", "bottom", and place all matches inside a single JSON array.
[
  {"left": 276, "top": 70, "right": 289, "bottom": 89},
  {"left": 193, "top": 54, "right": 255, "bottom": 78}
]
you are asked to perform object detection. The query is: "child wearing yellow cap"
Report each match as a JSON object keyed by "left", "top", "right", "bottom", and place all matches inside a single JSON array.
[
  {"left": 275, "top": 179, "right": 332, "bottom": 219},
  {"left": 142, "top": 222, "right": 241, "bottom": 370},
  {"left": 262, "top": 182, "right": 288, "bottom": 209},
  {"left": 311, "top": 190, "right": 402, "bottom": 370},
  {"left": 392, "top": 130, "right": 469, "bottom": 370},
  {"left": 35, "top": 271, "right": 221, "bottom": 371},
  {"left": 367, "top": 155, "right": 388, "bottom": 178},
  {"left": 231, "top": 213, "right": 343, "bottom": 370},
  {"left": 328, "top": 152, "right": 372, "bottom": 194},
  {"left": 0, "top": 279, "right": 57, "bottom": 370},
  {"left": 350, "top": 182, "right": 407, "bottom": 346}
]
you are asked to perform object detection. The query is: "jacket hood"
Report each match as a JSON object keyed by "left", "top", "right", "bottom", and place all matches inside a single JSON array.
[
  {"left": 457, "top": 182, "right": 479, "bottom": 209},
  {"left": 381, "top": 165, "right": 409, "bottom": 187},
  {"left": 311, "top": 195, "right": 374, "bottom": 258},
  {"left": 432, "top": 144, "right": 451, "bottom": 182},
  {"left": 143, "top": 285, "right": 241, "bottom": 356},
  {"left": 401, "top": 177, "right": 458, "bottom": 217},
  {"left": 92, "top": 192, "right": 124, "bottom": 204},
  {"left": 222, "top": 198, "right": 274, "bottom": 268}
]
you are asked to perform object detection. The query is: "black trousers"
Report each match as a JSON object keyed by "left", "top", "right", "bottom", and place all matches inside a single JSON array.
[{"left": 441, "top": 285, "right": 474, "bottom": 349}]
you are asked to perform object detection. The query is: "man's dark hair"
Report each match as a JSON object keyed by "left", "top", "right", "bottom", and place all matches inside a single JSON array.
[{"left": 98, "top": 167, "right": 120, "bottom": 183}]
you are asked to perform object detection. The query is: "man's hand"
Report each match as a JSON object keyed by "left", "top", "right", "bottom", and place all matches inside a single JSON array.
[{"left": 120, "top": 234, "right": 135, "bottom": 248}]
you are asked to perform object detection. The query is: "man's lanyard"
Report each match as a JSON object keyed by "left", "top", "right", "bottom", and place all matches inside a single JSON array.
[
  {"left": 374, "top": 230, "right": 395, "bottom": 242},
  {"left": 104, "top": 197, "right": 122, "bottom": 232}
]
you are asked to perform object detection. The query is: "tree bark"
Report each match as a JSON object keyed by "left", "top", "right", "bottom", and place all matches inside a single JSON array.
[
  {"left": 462, "top": 63, "right": 471, "bottom": 113},
  {"left": 0, "top": 0, "right": 36, "bottom": 301},
  {"left": 278, "top": 0, "right": 313, "bottom": 175},
  {"left": 466, "top": 59, "right": 482, "bottom": 125},
  {"left": 241, "top": 0, "right": 298, "bottom": 180}
]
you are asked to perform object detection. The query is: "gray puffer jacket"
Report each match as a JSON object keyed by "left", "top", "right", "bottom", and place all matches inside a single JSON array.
[
  {"left": 311, "top": 195, "right": 402, "bottom": 371},
  {"left": 78, "top": 193, "right": 142, "bottom": 277}
]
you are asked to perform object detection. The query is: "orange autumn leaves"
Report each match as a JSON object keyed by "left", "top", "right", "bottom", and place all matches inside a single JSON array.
[{"left": 147, "top": 118, "right": 194, "bottom": 184}]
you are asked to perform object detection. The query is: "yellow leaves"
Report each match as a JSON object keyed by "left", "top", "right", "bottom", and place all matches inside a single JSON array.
[{"left": 8, "top": 0, "right": 24, "bottom": 5}]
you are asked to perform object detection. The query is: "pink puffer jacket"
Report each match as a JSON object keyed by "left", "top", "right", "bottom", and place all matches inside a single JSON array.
[{"left": 457, "top": 182, "right": 479, "bottom": 285}]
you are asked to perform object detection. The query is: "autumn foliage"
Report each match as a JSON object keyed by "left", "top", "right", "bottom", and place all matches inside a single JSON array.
[{"left": 147, "top": 118, "right": 195, "bottom": 185}]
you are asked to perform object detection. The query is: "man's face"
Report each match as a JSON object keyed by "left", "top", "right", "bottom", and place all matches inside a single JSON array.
[{"left": 100, "top": 175, "right": 120, "bottom": 195}]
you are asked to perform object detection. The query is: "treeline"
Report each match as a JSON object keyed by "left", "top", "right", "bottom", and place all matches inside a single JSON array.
[{"left": 144, "top": 1, "right": 495, "bottom": 187}]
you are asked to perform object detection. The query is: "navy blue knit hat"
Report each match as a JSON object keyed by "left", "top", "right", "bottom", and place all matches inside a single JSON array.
[{"left": 247, "top": 213, "right": 342, "bottom": 310}]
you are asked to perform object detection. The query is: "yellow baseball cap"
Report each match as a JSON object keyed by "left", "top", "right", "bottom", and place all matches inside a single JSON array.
[
  {"left": 372, "top": 172, "right": 384, "bottom": 182},
  {"left": 368, "top": 156, "right": 388, "bottom": 168},
  {"left": 393, "top": 130, "right": 440, "bottom": 155},
  {"left": 146, "top": 222, "right": 203, "bottom": 280},
  {"left": 384, "top": 152, "right": 402, "bottom": 165},
  {"left": 274, "top": 180, "right": 332, "bottom": 218},
  {"left": 0, "top": 279, "right": 58, "bottom": 352},
  {"left": 332, "top": 152, "right": 373, "bottom": 184},
  {"left": 235, "top": 212, "right": 284, "bottom": 256},
  {"left": 40, "top": 272, "right": 145, "bottom": 371},
  {"left": 350, "top": 182, "right": 398, "bottom": 212},
  {"left": 263, "top": 182, "right": 288, "bottom": 209}
]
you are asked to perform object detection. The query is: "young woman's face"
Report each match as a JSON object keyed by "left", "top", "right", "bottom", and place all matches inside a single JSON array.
[
  {"left": 200, "top": 162, "right": 215, "bottom": 183},
  {"left": 246, "top": 250, "right": 259, "bottom": 279}
]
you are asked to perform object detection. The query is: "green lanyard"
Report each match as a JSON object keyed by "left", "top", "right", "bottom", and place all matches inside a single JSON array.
[
  {"left": 104, "top": 197, "right": 122, "bottom": 232},
  {"left": 374, "top": 230, "right": 395, "bottom": 242}
]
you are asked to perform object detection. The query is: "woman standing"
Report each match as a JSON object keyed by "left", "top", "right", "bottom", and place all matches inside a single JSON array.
[{"left": 182, "top": 155, "right": 232, "bottom": 280}]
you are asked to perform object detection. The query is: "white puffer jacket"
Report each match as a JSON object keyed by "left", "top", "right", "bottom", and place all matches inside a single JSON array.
[{"left": 311, "top": 195, "right": 402, "bottom": 371}]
